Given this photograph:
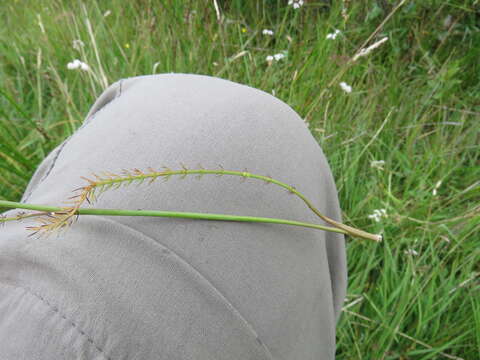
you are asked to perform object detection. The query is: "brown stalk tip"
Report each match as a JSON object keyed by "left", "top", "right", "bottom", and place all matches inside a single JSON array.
[{"left": 80, "top": 176, "right": 96, "bottom": 185}]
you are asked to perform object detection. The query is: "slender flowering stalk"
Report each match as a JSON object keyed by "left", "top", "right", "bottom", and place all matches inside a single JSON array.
[
  {"left": 352, "top": 37, "right": 389, "bottom": 62},
  {"left": 0, "top": 165, "right": 382, "bottom": 242},
  {"left": 0, "top": 200, "right": 351, "bottom": 239}
]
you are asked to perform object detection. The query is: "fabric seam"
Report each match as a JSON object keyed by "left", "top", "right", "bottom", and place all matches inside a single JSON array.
[
  {"left": 0, "top": 281, "right": 112, "bottom": 360},
  {"left": 94, "top": 215, "right": 275, "bottom": 360},
  {"left": 19, "top": 214, "right": 275, "bottom": 360},
  {"left": 22, "top": 80, "right": 124, "bottom": 203}
]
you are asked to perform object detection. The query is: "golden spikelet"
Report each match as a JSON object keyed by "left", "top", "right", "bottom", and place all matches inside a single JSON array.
[{"left": 25, "top": 181, "right": 95, "bottom": 238}]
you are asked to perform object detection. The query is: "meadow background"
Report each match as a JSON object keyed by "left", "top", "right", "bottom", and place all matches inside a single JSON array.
[{"left": 1, "top": 0, "right": 479, "bottom": 358}]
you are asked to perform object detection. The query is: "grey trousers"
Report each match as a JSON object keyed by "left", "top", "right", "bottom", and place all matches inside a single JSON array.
[{"left": 0, "top": 74, "right": 347, "bottom": 359}]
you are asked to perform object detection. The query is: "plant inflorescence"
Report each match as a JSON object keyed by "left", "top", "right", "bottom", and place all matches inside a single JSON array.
[{"left": 0, "top": 164, "right": 382, "bottom": 242}]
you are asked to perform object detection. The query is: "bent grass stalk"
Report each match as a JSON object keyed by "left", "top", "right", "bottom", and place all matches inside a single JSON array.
[{"left": 0, "top": 164, "right": 382, "bottom": 242}]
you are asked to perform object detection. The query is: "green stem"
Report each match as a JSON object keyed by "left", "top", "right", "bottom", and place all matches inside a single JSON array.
[
  {"left": 0, "top": 200, "right": 348, "bottom": 236},
  {"left": 0, "top": 166, "right": 383, "bottom": 242},
  {"left": 96, "top": 167, "right": 382, "bottom": 241}
]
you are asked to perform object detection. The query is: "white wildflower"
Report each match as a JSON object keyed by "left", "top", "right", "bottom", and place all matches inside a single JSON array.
[
  {"left": 367, "top": 208, "right": 387, "bottom": 223},
  {"left": 326, "top": 29, "right": 341, "bottom": 40},
  {"left": 339, "top": 81, "right": 352, "bottom": 93},
  {"left": 404, "top": 249, "right": 419, "bottom": 256},
  {"left": 432, "top": 180, "right": 442, "bottom": 196},
  {"left": 288, "top": 0, "right": 304, "bottom": 9},
  {"left": 352, "top": 37, "right": 389, "bottom": 61},
  {"left": 266, "top": 52, "right": 286, "bottom": 63},
  {"left": 67, "top": 59, "right": 81, "bottom": 70},
  {"left": 80, "top": 62, "right": 90, "bottom": 71},
  {"left": 371, "top": 160, "right": 385, "bottom": 170},
  {"left": 67, "top": 59, "right": 90, "bottom": 71},
  {"left": 103, "top": 10, "right": 111, "bottom": 17},
  {"left": 72, "top": 39, "right": 85, "bottom": 51},
  {"left": 262, "top": 29, "right": 274, "bottom": 36}
]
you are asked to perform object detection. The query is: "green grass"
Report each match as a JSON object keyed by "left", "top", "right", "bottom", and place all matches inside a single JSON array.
[{"left": 1, "top": 0, "right": 479, "bottom": 358}]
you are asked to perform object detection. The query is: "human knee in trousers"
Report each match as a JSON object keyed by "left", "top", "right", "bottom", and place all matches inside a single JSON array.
[{"left": 0, "top": 74, "right": 347, "bottom": 359}]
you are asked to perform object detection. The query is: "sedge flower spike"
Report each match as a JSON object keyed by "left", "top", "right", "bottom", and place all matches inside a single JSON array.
[{"left": 0, "top": 165, "right": 382, "bottom": 242}]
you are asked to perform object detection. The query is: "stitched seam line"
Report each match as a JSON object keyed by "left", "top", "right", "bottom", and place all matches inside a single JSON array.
[
  {"left": 16, "top": 214, "right": 274, "bottom": 359},
  {"left": 0, "top": 281, "right": 112, "bottom": 360},
  {"left": 86, "top": 215, "right": 275, "bottom": 360},
  {"left": 84, "top": 79, "right": 124, "bottom": 126},
  {"left": 21, "top": 140, "right": 68, "bottom": 203},
  {"left": 22, "top": 80, "right": 125, "bottom": 203}
]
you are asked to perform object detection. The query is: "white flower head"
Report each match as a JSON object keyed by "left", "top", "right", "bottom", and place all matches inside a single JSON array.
[
  {"left": 288, "top": 0, "right": 304, "bottom": 9},
  {"left": 339, "top": 82, "right": 352, "bottom": 93},
  {"left": 368, "top": 208, "right": 387, "bottom": 223},
  {"left": 67, "top": 59, "right": 81, "bottom": 70},
  {"left": 103, "top": 10, "right": 111, "bottom": 17},
  {"left": 79, "top": 62, "right": 90, "bottom": 71},
  {"left": 404, "top": 249, "right": 419, "bottom": 256},
  {"left": 266, "top": 52, "right": 287, "bottom": 63},
  {"left": 371, "top": 160, "right": 385, "bottom": 170},
  {"left": 326, "top": 29, "right": 341, "bottom": 40},
  {"left": 67, "top": 59, "right": 90, "bottom": 71},
  {"left": 262, "top": 29, "right": 274, "bottom": 36},
  {"left": 72, "top": 39, "right": 85, "bottom": 51}
]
